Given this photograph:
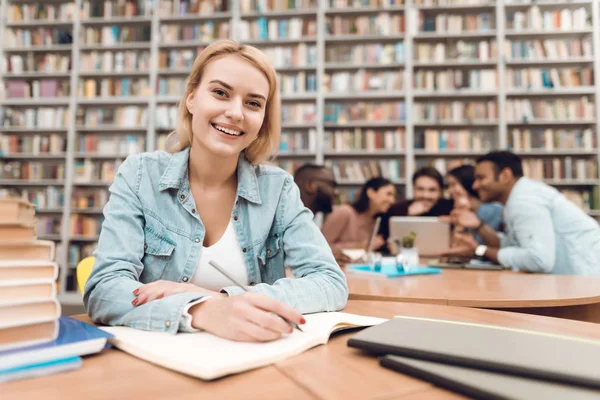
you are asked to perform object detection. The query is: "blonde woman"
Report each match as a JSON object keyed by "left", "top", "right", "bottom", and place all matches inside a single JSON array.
[{"left": 84, "top": 40, "right": 348, "bottom": 342}]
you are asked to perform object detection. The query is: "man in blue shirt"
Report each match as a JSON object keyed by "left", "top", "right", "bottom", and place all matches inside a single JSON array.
[{"left": 441, "top": 151, "right": 600, "bottom": 275}]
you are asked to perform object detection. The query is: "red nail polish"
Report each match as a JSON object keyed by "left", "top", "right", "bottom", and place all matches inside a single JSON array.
[
  {"left": 132, "top": 298, "right": 138, "bottom": 305},
  {"left": 133, "top": 289, "right": 139, "bottom": 295},
  {"left": 300, "top": 317, "right": 306, "bottom": 324}
]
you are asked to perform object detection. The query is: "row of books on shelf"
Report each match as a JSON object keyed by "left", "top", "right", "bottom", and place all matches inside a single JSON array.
[
  {"left": 70, "top": 215, "right": 102, "bottom": 237},
  {"left": 69, "top": 243, "right": 95, "bottom": 266},
  {"left": 0, "top": 134, "right": 65, "bottom": 155},
  {"left": 326, "top": 14, "right": 405, "bottom": 36},
  {"left": 4, "top": 80, "right": 69, "bottom": 99},
  {"left": 3, "top": 29, "right": 73, "bottom": 49},
  {"left": 78, "top": 135, "right": 144, "bottom": 154},
  {"left": 2, "top": 54, "right": 71, "bottom": 75},
  {"left": 241, "top": 0, "right": 315, "bottom": 13},
  {"left": 413, "top": 69, "right": 497, "bottom": 91},
  {"left": 506, "top": 38, "right": 592, "bottom": 60},
  {"left": 506, "top": 98, "right": 594, "bottom": 122},
  {"left": 326, "top": 159, "right": 404, "bottom": 182},
  {"left": 509, "top": 128, "right": 596, "bottom": 151},
  {"left": 82, "top": 26, "right": 151, "bottom": 46},
  {"left": 80, "top": 50, "right": 150, "bottom": 73},
  {"left": 415, "top": 101, "right": 497, "bottom": 122},
  {"left": 76, "top": 106, "right": 148, "bottom": 128},
  {"left": 506, "top": 67, "right": 593, "bottom": 90},
  {"left": 279, "top": 72, "right": 318, "bottom": 94},
  {"left": 331, "top": 0, "right": 403, "bottom": 8},
  {"left": 160, "top": 0, "right": 229, "bottom": 15},
  {"left": 160, "top": 22, "right": 229, "bottom": 43},
  {"left": 324, "top": 70, "right": 403, "bottom": 93},
  {"left": 324, "top": 102, "right": 406, "bottom": 123},
  {"left": 511, "top": 129, "right": 599, "bottom": 153},
  {"left": 324, "top": 128, "right": 404, "bottom": 151},
  {"left": 239, "top": 18, "right": 315, "bottom": 41},
  {"left": 7, "top": 3, "right": 76, "bottom": 22},
  {"left": 326, "top": 43, "right": 404, "bottom": 65},
  {"left": 72, "top": 189, "right": 108, "bottom": 209},
  {"left": 81, "top": 0, "right": 151, "bottom": 18},
  {"left": 80, "top": 78, "right": 152, "bottom": 98},
  {"left": 522, "top": 158, "right": 598, "bottom": 181},
  {"left": 0, "top": 188, "right": 64, "bottom": 210},
  {"left": 279, "top": 129, "right": 316, "bottom": 152},
  {"left": 0, "top": 162, "right": 64, "bottom": 180},
  {"left": 37, "top": 216, "right": 62, "bottom": 237},
  {"left": 74, "top": 160, "right": 122, "bottom": 183},
  {"left": 414, "top": 40, "right": 495, "bottom": 63},
  {"left": 417, "top": 12, "right": 493, "bottom": 34},
  {"left": 282, "top": 103, "right": 317, "bottom": 123},
  {"left": 507, "top": 6, "right": 590, "bottom": 32},
  {"left": 0, "top": 107, "right": 69, "bottom": 129},
  {"left": 416, "top": 129, "right": 492, "bottom": 151}
]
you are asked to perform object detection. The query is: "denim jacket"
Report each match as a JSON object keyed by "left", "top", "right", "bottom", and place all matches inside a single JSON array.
[{"left": 84, "top": 147, "right": 348, "bottom": 333}]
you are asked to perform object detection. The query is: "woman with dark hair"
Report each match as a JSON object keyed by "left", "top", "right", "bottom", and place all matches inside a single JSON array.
[
  {"left": 446, "top": 165, "right": 504, "bottom": 244},
  {"left": 321, "top": 177, "right": 396, "bottom": 254}
]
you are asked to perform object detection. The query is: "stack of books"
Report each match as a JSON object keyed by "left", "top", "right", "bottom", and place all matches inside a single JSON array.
[{"left": 0, "top": 197, "right": 113, "bottom": 383}]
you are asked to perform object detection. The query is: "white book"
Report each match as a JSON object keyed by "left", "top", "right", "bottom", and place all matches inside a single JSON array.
[{"left": 101, "top": 312, "right": 385, "bottom": 380}]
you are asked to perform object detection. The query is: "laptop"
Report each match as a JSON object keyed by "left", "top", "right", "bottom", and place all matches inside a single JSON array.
[
  {"left": 389, "top": 216, "right": 450, "bottom": 257},
  {"left": 428, "top": 256, "right": 509, "bottom": 271}
]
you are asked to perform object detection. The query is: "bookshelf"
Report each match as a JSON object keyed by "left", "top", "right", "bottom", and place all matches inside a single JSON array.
[{"left": 1, "top": 0, "right": 599, "bottom": 304}]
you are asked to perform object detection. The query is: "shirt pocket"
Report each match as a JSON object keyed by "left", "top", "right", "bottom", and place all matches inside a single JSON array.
[
  {"left": 257, "top": 234, "right": 284, "bottom": 282},
  {"left": 140, "top": 223, "right": 176, "bottom": 282}
]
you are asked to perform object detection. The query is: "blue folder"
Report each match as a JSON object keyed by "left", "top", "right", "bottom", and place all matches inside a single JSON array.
[{"left": 348, "top": 264, "right": 442, "bottom": 278}]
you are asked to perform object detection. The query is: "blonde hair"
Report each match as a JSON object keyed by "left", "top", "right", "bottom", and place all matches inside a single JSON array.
[{"left": 167, "top": 39, "right": 281, "bottom": 165}]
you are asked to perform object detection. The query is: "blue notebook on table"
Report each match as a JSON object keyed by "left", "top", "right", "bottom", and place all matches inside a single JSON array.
[
  {"left": 348, "top": 264, "right": 442, "bottom": 278},
  {"left": 0, "top": 355, "right": 82, "bottom": 383},
  {"left": 0, "top": 316, "right": 113, "bottom": 371}
]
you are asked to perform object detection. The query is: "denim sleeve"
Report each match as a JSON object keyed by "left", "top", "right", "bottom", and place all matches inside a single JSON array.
[
  {"left": 223, "top": 177, "right": 349, "bottom": 313},
  {"left": 83, "top": 155, "right": 206, "bottom": 333},
  {"left": 497, "top": 195, "right": 555, "bottom": 273}
]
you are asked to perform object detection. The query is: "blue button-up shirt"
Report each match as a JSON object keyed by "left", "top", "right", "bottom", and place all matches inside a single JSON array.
[
  {"left": 84, "top": 147, "right": 348, "bottom": 333},
  {"left": 498, "top": 177, "right": 600, "bottom": 275}
]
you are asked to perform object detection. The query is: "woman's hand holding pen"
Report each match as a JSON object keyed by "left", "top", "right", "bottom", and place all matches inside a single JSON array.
[
  {"left": 188, "top": 292, "right": 306, "bottom": 342},
  {"left": 132, "top": 280, "right": 224, "bottom": 306}
]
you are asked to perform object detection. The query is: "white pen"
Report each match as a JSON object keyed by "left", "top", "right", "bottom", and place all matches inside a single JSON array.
[{"left": 208, "top": 260, "right": 305, "bottom": 333}]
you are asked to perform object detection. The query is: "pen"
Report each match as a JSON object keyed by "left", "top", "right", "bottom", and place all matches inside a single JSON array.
[{"left": 208, "top": 260, "right": 305, "bottom": 333}]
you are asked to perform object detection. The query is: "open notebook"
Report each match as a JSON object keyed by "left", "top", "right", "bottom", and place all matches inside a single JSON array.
[{"left": 101, "top": 312, "right": 386, "bottom": 380}]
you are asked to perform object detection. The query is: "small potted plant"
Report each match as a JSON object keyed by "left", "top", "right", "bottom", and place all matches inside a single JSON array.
[{"left": 399, "top": 231, "right": 419, "bottom": 266}]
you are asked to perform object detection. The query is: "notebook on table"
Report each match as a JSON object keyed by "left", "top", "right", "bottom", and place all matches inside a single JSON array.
[
  {"left": 348, "top": 315, "right": 600, "bottom": 389},
  {"left": 380, "top": 355, "right": 600, "bottom": 400},
  {"left": 100, "top": 312, "right": 386, "bottom": 380}
]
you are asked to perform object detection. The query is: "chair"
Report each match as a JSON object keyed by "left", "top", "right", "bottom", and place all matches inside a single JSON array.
[{"left": 76, "top": 256, "right": 95, "bottom": 295}]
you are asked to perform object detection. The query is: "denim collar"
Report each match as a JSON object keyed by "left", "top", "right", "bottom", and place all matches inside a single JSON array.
[{"left": 158, "top": 147, "right": 262, "bottom": 204}]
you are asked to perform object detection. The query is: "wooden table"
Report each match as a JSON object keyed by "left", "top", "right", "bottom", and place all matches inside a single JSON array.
[
  {"left": 346, "top": 268, "right": 600, "bottom": 323},
  {"left": 5, "top": 300, "right": 600, "bottom": 400}
]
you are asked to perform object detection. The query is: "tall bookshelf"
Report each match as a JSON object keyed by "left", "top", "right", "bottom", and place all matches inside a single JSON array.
[{"left": 1, "top": 0, "right": 599, "bottom": 305}]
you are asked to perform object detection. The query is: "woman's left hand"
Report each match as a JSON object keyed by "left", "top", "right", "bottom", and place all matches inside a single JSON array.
[{"left": 132, "top": 281, "right": 224, "bottom": 306}]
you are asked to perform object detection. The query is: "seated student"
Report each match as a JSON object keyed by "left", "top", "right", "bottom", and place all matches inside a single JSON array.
[
  {"left": 321, "top": 177, "right": 396, "bottom": 254},
  {"left": 379, "top": 166, "right": 454, "bottom": 243},
  {"left": 446, "top": 165, "right": 504, "bottom": 244},
  {"left": 84, "top": 40, "right": 348, "bottom": 342},
  {"left": 293, "top": 164, "right": 338, "bottom": 230},
  {"left": 441, "top": 151, "right": 600, "bottom": 275}
]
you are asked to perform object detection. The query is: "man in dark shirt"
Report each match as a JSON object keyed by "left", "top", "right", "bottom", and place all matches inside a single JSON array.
[{"left": 379, "top": 166, "right": 454, "bottom": 242}]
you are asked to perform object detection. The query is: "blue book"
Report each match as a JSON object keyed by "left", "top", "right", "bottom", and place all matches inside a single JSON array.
[
  {"left": 0, "top": 356, "right": 82, "bottom": 383},
  {"left": 0, "top": 316, "right": 113, "bottom": 371},
  {"left": 348, "top": 264, "right": 442, "bottom": 278}
]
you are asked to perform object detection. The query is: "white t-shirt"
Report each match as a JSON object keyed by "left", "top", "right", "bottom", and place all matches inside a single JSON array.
[
  {"left": 181, "top": 220, "right": 248, "bottom": 331},
  {"left": 190, "top": 220, "right": 248, "bottom": 290}
]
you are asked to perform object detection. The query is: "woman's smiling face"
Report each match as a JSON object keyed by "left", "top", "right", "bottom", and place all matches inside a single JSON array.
[{"left": 185, "top": 54, "right": 270, "bottom": 160}]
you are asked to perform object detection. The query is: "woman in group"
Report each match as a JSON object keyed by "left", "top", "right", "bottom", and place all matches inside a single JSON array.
[
  {"left": 84, "top": 40, "right": 348, "bottom": 342},
  {"left": 321, "top": 177, "right": 397, "bottom": 255},
  {"left": 446, "top": 164, "right": 504, "bottom": 244}
]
